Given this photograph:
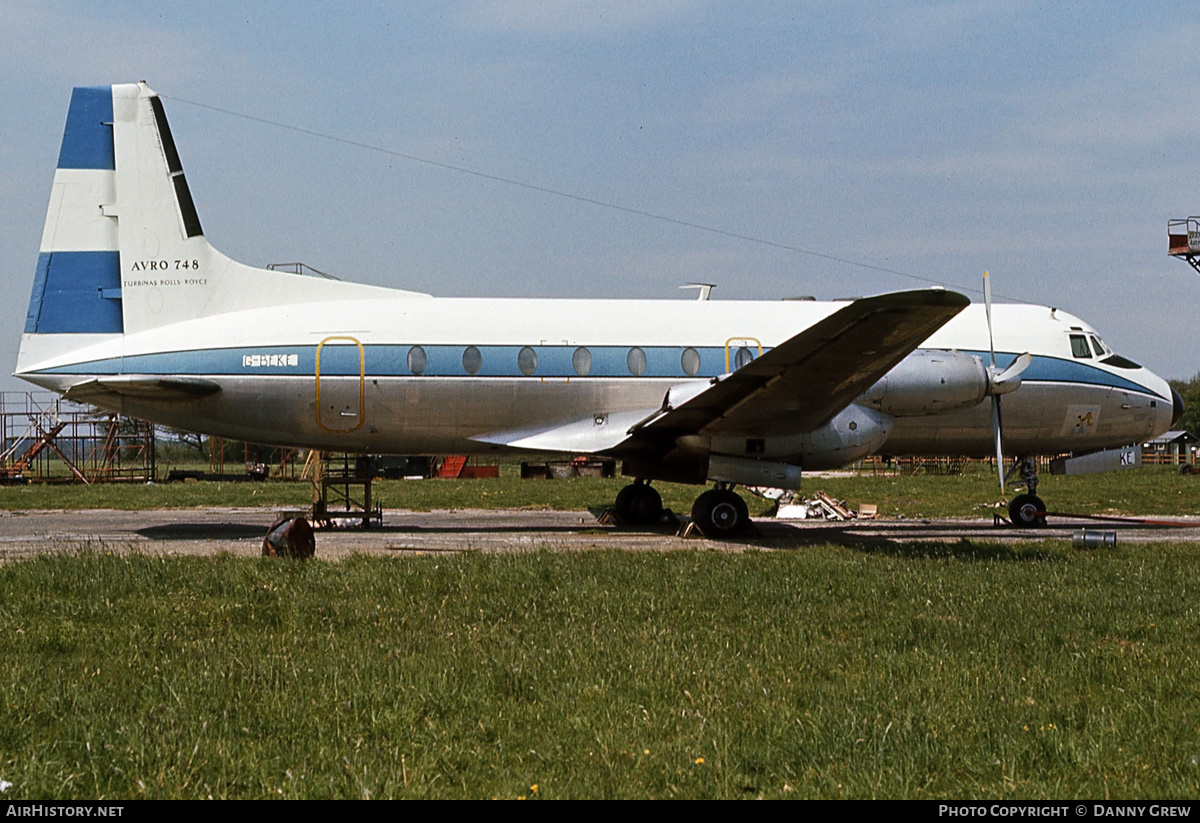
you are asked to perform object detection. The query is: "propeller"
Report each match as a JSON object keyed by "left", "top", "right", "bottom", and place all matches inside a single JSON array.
[{"left": 983, "top": 271, "right": 1031, "bottom": 493}]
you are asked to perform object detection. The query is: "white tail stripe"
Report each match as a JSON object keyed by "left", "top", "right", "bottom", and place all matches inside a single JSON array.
[{"left": 39, "top": 169, "right": 118, "bottom": 253}]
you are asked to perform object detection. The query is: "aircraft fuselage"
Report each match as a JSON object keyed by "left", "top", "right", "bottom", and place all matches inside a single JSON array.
[{"left": 17, "top": 294, "right": 1176, "bottom": 465}]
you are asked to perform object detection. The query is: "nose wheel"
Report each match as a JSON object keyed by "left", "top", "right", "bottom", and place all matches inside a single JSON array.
[
  {"left": 1007, "top": 493, "right": 1047, "bottom": 528},
  {"left": 1004, "top": 457, "right": 1046, "bottom": 528},
  {"left": 691, "top": 487, "right": 750, "bottom": 538}
]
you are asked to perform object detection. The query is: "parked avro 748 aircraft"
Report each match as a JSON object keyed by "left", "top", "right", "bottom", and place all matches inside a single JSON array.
[{"left": 14, "top": 84, "right": 1183, "bottom": 536}]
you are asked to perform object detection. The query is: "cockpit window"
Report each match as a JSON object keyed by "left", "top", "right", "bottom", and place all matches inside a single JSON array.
[
  {"left": 1069, "top": 335, "right": 1092, "bottom": 358},
  {"left": 1101, "top": 354, "right": 1141, "bottom": 370},
  {"left": 1090, "top": 336, "right": 1107, "bottom": 357}
]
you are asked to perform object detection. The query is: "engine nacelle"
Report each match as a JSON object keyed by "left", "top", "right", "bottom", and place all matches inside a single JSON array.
[
  {"left": 708, "top": 455, "right": 804, "bottom": 489},
  {"left": 860, "top": 349, "right": 989, "bottom": 417},
  {"left": 701, "top": 403, "right": 894, "bottom": 471}
]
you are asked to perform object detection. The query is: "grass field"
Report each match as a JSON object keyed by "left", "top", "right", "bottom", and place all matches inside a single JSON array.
[
  {"left": 2, "top": 542, "right": 1199, "bottom": 799},
  {"left": 0, "top": 466, "right": 1198, "bottom": 799},
  {"left": 1, "top": 463, "right": 1198, "bottom": 520}
]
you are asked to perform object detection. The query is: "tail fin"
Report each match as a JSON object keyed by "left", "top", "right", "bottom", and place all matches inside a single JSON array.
[
  {"left": 25, "top": 82, "right": 213, "bottom": 340},
  {"left": 18, "top": 83, "right": 423, "bottom": 381},
  {"left": 26, "top": 86, "right": 125, "bottom": 335}
]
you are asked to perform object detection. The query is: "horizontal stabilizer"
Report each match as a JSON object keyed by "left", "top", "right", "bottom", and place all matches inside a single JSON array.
[{"left": 64, "top": 376, "right": 221, "bottom": 402}]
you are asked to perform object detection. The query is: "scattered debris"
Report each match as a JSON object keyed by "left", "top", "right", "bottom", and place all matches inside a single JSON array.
[
  {"left": 1073, "top": 529, "right": 1117, "bottom": 550},
  {"left": 774, "top": 491, "right": 869, "bottom": 521},
  {"left": 262, "top": 517, "right": 315, "bottom": 559},
  {"left": 522, "top": 457, "right": 617, "bottom": 479}
]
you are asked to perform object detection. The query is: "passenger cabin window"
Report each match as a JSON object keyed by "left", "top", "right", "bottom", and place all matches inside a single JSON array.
[
  {"left": 407, "top": 345, "right": 427, "bottom": 375},
  {"left": 1069, "top": 335, "right": 1091, "bottom": 358},
  {"left": 681, "top": 347, "right": 701, "bottom": 377},
  {"left": 463, "top": 346, "right": 483, "bottom": 375},
  {"left": 518, "top": 346, "right": 538, "bottom": 376},
  {"left": 572, "top": 347, "right": 592, "bottom": 376},
  {"left": 627, "top": 347, "right": 647, "bottom": 377},
  {"left": 734, "top": 346, "right": 755, "bottom": 370}
]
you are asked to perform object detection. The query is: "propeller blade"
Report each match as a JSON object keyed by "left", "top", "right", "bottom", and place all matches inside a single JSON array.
[
  {"left": 985, "top": 271, "right": 1005, "bottom": 492},
  {"left": 993, "top": 395, "right": 1005, "bottom": 493},
  {"left": 984, "top": 270, "right": 995, "bottom": 368}
]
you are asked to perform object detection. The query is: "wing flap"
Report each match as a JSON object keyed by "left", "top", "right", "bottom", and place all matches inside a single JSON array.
[{"left": 470, "top": 409, "right": 657, "bottom": 453}]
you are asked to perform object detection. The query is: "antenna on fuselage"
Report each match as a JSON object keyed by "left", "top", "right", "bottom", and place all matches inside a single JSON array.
[{"left": 680, "top": 283, "right": 715, "bottom": 301}]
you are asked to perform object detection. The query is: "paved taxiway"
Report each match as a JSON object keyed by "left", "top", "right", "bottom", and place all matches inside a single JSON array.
[{"left": 0, "top": 507, "right": 1197, "bottom": 560}]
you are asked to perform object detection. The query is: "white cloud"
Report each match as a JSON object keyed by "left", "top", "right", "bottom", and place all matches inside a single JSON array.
[
  {"left": 696, "top": 73, "right": 834, "bottom": 126},
  {"left": 1034, "top": 24, "right": 1200, "bottom": 150},
  {"left": 865, "top": 0, "right": 1033, "bottom": 52},
  {"left": 456, "top": 0, "right": 700, "bottom": 36}
]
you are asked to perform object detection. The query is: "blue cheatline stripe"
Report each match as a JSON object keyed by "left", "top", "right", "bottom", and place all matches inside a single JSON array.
[
  {"left": 28, "top": 345, "right": 1166, "bottom": 398},
  {"left": 27, "top": 251, "right": 123, "bottom": 334},
  {"left": 38, "top": 345, "right": 738, "bottom": 378},
  {"left": 56, "top": 87, "right": 114, "bottom": 170},
  {"left": 961, "top": 350, "right": 1158, "bottom": 398}
]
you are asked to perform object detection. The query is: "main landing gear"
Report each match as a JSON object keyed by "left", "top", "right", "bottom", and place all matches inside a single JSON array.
[
  {"left": 690, "top": 484, "right": 750, "bottom": 539},
  {"left": 1005, "top": 456, "right": 1047, "bottom": 528},
  {"left": 612, "top": 480, "right": 752, "bottom": 538},
  {"left": 613, "top": 479, "right": 663, "bottom": 526}
]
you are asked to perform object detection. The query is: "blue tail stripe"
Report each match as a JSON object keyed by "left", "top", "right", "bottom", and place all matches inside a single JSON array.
[
  {"left": 56, "top": 86, "right": 114, "bottom": 170},
  {"left": 24, "top": 254, "right": 52, "bottom": 333},
  {"left": 28, "top": 251, "right": 123, "bottom": 334}
]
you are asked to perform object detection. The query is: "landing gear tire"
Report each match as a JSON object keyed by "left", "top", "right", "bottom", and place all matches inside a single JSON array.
[
  {"left": 691, "top": 488, "right": 750, "bottom": 539},
  {"left": 1008, "top": 493, "right": 1047, "bottom": 528},
  {"left": 614, "top": 482, "right": 663, "bottom": 526}
]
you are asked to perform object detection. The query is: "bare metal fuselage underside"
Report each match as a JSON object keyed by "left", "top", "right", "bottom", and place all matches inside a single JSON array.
[{"left": 29, "top": 372, "right": 1165, "bottom": 468}]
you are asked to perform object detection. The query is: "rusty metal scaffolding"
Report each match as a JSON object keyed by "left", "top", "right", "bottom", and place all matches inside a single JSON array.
[
  {"left": 200, "top": 437, "right": 303, "bottom": 480},
  {"left": 0, "top": 392, "right": 156, "bottom": 483},
  {"left": 1168, "top": 217, "right": 1200, "bottom": 275},
  {"left": 303, "top": 451, "right": 382, "bottom": 529}
]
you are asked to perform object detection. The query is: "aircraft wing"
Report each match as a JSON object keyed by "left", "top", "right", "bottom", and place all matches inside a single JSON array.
[
  {"left": 472, "top": 289, "right": 970, "bottom": 455},
  {"left": 621, "top": 287, "right": 970, "bottom": 444}
]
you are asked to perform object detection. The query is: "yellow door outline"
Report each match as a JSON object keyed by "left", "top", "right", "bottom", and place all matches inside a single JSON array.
[
  {"left": 724, "top": 337, "right": 763, "bottom": 372},
  {"left": 315, "top": 336, "right": 365, "bottom": 433}
]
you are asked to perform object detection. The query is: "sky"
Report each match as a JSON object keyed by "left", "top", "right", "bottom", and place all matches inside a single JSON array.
[{"left": 2, "top": 1, "right": 1199, "bottom": 392}]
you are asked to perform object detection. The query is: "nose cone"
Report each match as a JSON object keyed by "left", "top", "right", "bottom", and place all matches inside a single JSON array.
[{"left": 1172, "top": 386, "right": 1185, "bottom": 429}]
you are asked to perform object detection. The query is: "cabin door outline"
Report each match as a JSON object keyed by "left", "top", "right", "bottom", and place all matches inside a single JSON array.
[{"left": 315, "top": 336, "right": 365, "bottom": 432}]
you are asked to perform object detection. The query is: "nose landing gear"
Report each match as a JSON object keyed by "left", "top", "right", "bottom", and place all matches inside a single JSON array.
[{"left": 1005, "top": 456, "right": 1047, "bottom": 528}]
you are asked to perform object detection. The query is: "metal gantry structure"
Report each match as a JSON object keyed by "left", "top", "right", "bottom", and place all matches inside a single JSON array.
[
  {"left": 304, "top": 451, "right": 383, "bottom": 529},
  {"left": 0, "top": 392, "right": 156, "bottom": 483},
  {"left": 1168, "top": 217, "right": 1200, "bottom": 275}
]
